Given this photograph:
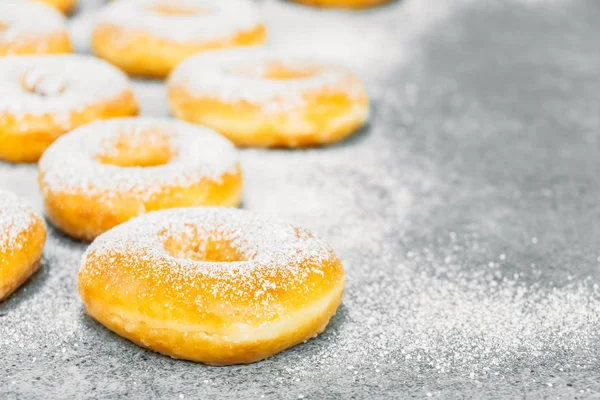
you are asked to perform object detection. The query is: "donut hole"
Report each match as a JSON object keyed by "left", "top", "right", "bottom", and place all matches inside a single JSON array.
[
  {"left": 147, "top": 2, "right": 206, "bottom": 16},
  {"left": 21, "top": 72, "right": 68, "bottom": 97},
  {"left": 160, "top": 227, "right": 248, "bottom": 263},
  {"left": 95, "top": 128, "right": 176, "bottom": 168},
  {"left": 230, "top": 61, "right": 322, "bottom": 81}
]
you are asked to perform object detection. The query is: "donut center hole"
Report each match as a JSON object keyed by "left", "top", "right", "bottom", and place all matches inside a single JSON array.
[
  {"left": 231, "top": 62, "right": 321, "bottom": 81},
  {"left": 95, "top": 128, "right": 175, "bottom": 168},
  {"left": 21, "top": 71, "right": 68, "bottom": 97},
  {"left": 148, "top": 2, "right": 205, "bottom": 16},
  {"left": 160, "top": 227, "right": 248, "bottom": 263}
]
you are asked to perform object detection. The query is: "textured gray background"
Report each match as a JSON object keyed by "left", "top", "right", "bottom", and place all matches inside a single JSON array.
[{"left": 3, "top": 0, "right": 600, "bottom": 398}]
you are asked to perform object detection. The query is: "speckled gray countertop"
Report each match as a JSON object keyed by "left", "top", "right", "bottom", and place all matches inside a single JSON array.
[{"left": 3, "top": 0, "right": 600, "bottom": 398}]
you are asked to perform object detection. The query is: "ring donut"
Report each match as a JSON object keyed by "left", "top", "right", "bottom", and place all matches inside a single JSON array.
[
  {"left": 168, "top": 47, "right": 369, "bottom": 147},
  {"left": 0, "top": 55, "right": 139, "bottom": 163},
  {"left": 291, "top": 0, "right": 394, "bottom": 9},
  {"left": 0, "top": 190, "right": 47, "bottom": 301},
  {"left": 92, "top": 0, "right": 266, "bottom": 78},
  {"left": 39, "top": 118, "right": 243, "bottom": 242},
  {"left": 33, "top": 0, "right": 78, "bottom": 15},
  {"left": 0, "top": 1, "right": 72, "bottom": 56},
  {"left": 78, "top": 207, "right": 345, "bottom": 364}
]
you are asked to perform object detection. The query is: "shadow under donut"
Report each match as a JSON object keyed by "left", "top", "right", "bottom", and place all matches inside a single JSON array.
[{"left": 0, "top": 257, "right": 51, "bottom": 313}]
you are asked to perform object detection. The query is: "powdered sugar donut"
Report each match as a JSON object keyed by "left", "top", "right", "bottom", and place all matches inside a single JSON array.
[
  {"left": 39, "top": 118, "right": 242, "bottom": 242},
  {"left": 291, "top": 0, "right": 394, "bottom": 9},
  {"left": 33, "top": 0, "right": 78, "bottom": 15},
  {"left": 92, "top": 0, "right": 266, "bottom": 78},
  {"left": 78, "top": 207, "right": 345, "bottom": 364},
  {"left": 0, "top": 55, "right": 139, "bottom": 163},
  {"left": 0, "top": 190, "right": 47, "bottom": 301},
  {"left": 0, "top": 1, "right": 72, "bottom": 56},
  {"left": 168, "top": 47, "right": 370, "bottom": 147}
]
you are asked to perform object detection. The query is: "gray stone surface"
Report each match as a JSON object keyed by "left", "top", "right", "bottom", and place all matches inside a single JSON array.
[{"left": 3, "top": 0, "right": 600, "bottom": 398}]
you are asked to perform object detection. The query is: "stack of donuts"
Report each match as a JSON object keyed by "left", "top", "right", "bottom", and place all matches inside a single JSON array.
[{"left": 0, "top": 0, "right": 389, "bottom": 365}]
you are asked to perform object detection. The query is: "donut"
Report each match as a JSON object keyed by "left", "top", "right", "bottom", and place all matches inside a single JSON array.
[
  {"left": 167, "top": 47, "right": 370, "bottom": 148},
  {"left": 32, "top": 0, "right": 78, "bottom": 15},
  {"left": 78, "top": 207, "right": 345, "bottom": 364},
  {"left": 0, "top": 1, "right": 72, "bottom": 56},
  {"left": 39, "top": 118, "right": 243, "bottom": 242},
  {"left": 0, "top": 190, "right": 47, "bottom": 301},
  {"left": 92, "top": 0, "right": 266, "bottom": 78},
  {"left": 290, "top": 0, "right": 394, "bottom": 9},
  {"left": 0, "top": 55, "right": 139, "bottom": 163}
]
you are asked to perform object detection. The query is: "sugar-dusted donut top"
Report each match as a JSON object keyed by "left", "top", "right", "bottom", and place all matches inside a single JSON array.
[
  {"left": 0, "top": 1, "right": 67, "bottom": 43},
  {"left": 168, "top": 47, "right": 366, "bottom": 109},
  {"left": 96, "top": 0, "right": 263, "bottom": 43},
  {"left": 0, "top": 190, "right": 41, "bottom": 253},
  {"left": 80, "top": 207, "right": 343, "bottom": 321},
  {"left": 0, "top": 55, "right": 132, "bottom": 119},
  {"left": 86, "top": 207, "right": 335, "bottom": 270},
  {"left": 39, "top": 118, "right": 239, "bottom": 197},
  {"left": 80, "top": 207, "right": 341, "bottom": 319}
]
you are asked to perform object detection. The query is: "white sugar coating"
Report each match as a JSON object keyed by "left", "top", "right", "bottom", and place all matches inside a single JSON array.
[
  {"left": 168, "top": 47, "right": 366, "bottom": 110},
  {"left": 39, "top": 118, "right": 239, "bottom": 197},
  {"left": 85, "top": 207, "right": 335, "bottom": 279},
  {"left": 95, "top": 0, "right": 263, "bottom": 43},
  {"left": 0, "top": 0, "right": 67, "bottom": 43},
  {"left": 0, "top": 55, "right": 132, "bottom": 119},
  {"left": 0, "top": 189, "right": 39, "bottom": 252}
]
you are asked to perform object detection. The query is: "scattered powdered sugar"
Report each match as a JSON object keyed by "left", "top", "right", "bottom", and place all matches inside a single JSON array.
[
  {"left": 279, "top": 271, "right": 600, "bottom": 382},
  {"left": 39, "top": 118, "right": 239, "bottom": 197},
  {"left": 262, "top": 0, "right": 456, "bottom": 78},
  {"left": 0, "top": 189, "right": 39, "bottom": 252},
  {"left": 0, "top": 55, "right": 131, "bottom": 119},
  {"left": 4, "top": 0, "right": 600, "bottom": 397},
  {"left": 95, "top": 0, "right": 263, "bottom": 43},
  {"left": 0, "top": 0, "right": 67, "bottom": 43},
  {"left": 168, "top": 47, "right": 366, "bottom": 111}
]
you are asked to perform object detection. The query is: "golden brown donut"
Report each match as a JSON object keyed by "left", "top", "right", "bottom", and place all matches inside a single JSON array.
[
  {"left": 32, "top": 0, "right": 78, "bottom": 15},
  {"left": 0, "top": 1, "right": 72, "bottom": 56},
  {"left": 0, "top": 55, "right": 139, "bottom": 163},
  {"left": 291, "top": 0, "right": 394, "bottom": 9},
  {"left": 168, "top": 47, "right": 370, "bottom": 148},
  {"left": 92, "top": 0, "right": 266, "bottom": 78},
  {"left": 0, "top": 190, "right": 47, "bottom": 301},
  {"left": 39, "top": 118, "right": 243, "bottom": 242},
  {"left": 78, "top": 207, "right": 345, "bottom": 364}
]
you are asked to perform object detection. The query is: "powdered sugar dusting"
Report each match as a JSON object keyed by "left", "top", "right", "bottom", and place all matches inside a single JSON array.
[
  {"left": 0, "top": 55, "right": 131, "bottom": 120},
  {"left": 39, "top": 118, "right": 238, "bottom": 197},
  {"left": 5, "top": 0, "right": 600, "bottom": 398},
  {"left": 0, "top": 1, "right": 67, "bottom": 44},
  {"left": 95, "top": 0, "right": 263, "bottom": 43},
  {"left": 0, "top": 190, "right": 39, "bottom": 252},
  {"left": 168, "top": 47, "right": 366, "bottom": 111},
  {"left": 81, "top": 207, "right": 339, "bottom": 318},
  {"left": 87, "top": 207, "right": 334, "bottom": 272}
]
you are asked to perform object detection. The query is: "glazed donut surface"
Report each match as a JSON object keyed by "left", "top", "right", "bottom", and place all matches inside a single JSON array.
[
  {"left": 0, "top": 55, "right": 138, "bottom": 163},
  {"left": 78, "top": 207, "right": 345, "bottom": 364},
  {"left": 168, "top": 47, "right": 369, "bottom": 147},
  {"left": 39, "top": 118, "right": 242, "bottom": 242},
  {"left": 0, "top": 190, "right": 47, "bottom": 301},
  {"left": 92, "top": 0, "right": 266, "bottom": 78},
  {"left": 0, "top": 1, "right": 72, "bottom": 56}
]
